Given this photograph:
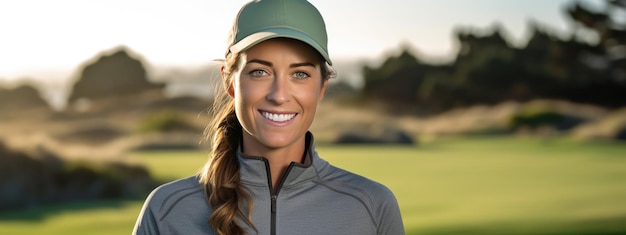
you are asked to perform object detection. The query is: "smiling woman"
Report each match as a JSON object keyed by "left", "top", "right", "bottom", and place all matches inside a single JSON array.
[{"left": 131, "top": 0, "right": 404, "bottom": 235}]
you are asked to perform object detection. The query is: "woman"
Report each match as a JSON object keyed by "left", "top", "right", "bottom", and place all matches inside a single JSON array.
[{"left": 133, "top": 0, "right": 404, "bottom": 234}]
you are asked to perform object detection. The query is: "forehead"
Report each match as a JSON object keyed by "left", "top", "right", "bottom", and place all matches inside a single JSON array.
[{"left": 243, "top": 38, "right": 322, "bottom": 63}]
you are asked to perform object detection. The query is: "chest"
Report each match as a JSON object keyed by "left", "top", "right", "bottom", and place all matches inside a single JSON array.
[{"left": 247, "top": 184, "right": 379, "bottom": 235}]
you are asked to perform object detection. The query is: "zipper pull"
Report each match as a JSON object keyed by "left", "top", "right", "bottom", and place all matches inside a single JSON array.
[{"left": 271, "top": 195, "right": 277, "bottom": 213}]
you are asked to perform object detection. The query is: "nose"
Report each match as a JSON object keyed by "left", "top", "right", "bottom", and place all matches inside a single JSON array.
[{"left": 266, "top": 74, "right": 289, "bottom": 105}]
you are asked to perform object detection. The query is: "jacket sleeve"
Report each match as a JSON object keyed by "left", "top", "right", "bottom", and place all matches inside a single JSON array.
[
  {"left": 132, "top": 190, "right": 161, "bottom": 235},
  {"left": 376, "top": 188, "right": 405, "bottom": 235}
]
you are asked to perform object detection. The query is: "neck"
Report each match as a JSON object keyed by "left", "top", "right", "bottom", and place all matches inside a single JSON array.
[{"left": 241, "top": 135, "right": 307, "bottom": 191}]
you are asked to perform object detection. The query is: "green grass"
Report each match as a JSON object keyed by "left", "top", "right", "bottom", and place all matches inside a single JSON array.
[
  {"left": 128, "top": 149, "right": 208, "bottom": 181},
  {"left": 321, "top": 137, "right": 626, "bottom": 234},
  {"left": 0, "top": 199, "right": 140, "bottom": 235},
  {"left": 1, "top": 136, "right": 625, "bottom": 234}
]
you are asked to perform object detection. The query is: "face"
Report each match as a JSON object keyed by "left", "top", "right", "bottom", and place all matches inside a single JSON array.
[{"left": 227, "top": 38, "right": 328, "bottom": 155}]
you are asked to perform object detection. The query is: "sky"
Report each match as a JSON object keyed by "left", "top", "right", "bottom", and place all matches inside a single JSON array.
[{"left": 0, "top": 0, "right": 606, "bottom": 83}]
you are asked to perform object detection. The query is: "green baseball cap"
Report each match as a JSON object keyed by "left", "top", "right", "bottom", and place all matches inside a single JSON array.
[{"left": 226, "top": 0, "right": 332, "bottom": 65}]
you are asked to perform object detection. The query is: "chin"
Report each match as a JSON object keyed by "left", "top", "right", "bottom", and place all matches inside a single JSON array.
[{"left": 258, "top": 132, "right": 300, "bottom": 149}]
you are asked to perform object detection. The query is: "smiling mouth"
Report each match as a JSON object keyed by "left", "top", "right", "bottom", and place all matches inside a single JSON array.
[{"left": 261, "top": 111, "right": 297, "bottom": 122}]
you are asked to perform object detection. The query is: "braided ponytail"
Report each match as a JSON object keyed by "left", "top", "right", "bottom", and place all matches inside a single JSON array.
[{"left": 199, "top": 52, "right": 255, "bottom": 235}]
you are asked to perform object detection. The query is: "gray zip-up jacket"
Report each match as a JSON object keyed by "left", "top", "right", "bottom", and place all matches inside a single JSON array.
[{"left": 133, "top": 134, "right": 405, "bottom": 235}]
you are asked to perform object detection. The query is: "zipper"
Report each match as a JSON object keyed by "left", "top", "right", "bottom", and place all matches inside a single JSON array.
[
  {"left": 262, "top": 158, "right": 295, "bottom": 235},
  {"left": 271, "top": 195, "right": 277, "bottom": 235}
]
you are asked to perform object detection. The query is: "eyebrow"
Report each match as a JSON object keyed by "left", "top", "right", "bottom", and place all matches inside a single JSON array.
[{"left": 247, "top": 59, "right": 316, "bottom": 68}]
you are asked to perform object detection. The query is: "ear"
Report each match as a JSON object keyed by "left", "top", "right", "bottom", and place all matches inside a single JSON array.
[{"left": 222, "top": 66, "right": 235, "bottom": 98}]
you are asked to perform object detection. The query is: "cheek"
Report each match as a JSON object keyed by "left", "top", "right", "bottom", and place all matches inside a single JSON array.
[
  {"left": 237, "top": 80, "right": 261, "bottom": 102},
  {"left": 299, "top": 86, "right": 324, "bottom": 107},
  {"left": 234, "top": 79, "right": 268, "bottom": 116}
]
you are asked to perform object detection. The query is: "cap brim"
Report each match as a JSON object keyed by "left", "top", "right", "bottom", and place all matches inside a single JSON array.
[{"left": 230, "top": 28, "right": 332, "bottom": 65}]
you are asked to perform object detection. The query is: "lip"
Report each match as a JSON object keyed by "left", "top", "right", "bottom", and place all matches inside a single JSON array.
[{"left": 258, "top": 109, "right": 298, "bottom": 126}]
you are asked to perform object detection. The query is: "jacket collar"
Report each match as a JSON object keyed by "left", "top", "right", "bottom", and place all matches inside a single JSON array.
[{"left": 237, "top": 132, "right": 327, "bottom": 189}]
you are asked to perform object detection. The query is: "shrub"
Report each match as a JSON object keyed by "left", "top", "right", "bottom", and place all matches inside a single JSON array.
[
  {"left": 511, "top": 111, "right": 564, "bottom": 128},
  {"left": 0, "top": 140, "right": 156, "bottom": 211},
  {"left": 334, "top": 125, "right": 416, "bottom": 145},
  {"left": 509, "top": 110, "right": 584, "bottom": 131},
  {"left": 137, "top": 110, "right": 196, "bottom": 133}
]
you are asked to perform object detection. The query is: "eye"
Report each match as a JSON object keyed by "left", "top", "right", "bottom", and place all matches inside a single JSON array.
[
  {"left": 250, "top": 69, "right": 269, "bottom": 77},
  {"left": 292, "top": 71, "right": 310, "bottom": 79}
]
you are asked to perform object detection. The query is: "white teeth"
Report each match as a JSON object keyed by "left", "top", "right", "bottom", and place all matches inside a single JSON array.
[{"left": 262, "top": 112, "right": 296, "bottom": 122}]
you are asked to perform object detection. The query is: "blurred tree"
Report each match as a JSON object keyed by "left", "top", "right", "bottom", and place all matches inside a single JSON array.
[
  {"left": 362, "top": 47, "right": 421, "bottom": 104},
  {"left": 362, "top": 45, "right": 453, "bottom": 113},
  {"left": 450, "top": 25, "right": 519, "bottom": 104},
  {"left": 565, "top": 0, "right": 626, "bottom": 104},
  {"left": 361, "top": 0, "right": 626, "bottom": 114}
]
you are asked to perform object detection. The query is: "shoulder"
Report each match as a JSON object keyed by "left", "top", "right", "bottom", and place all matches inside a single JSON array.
[
  {"left": 134, "top": 176, "right": 208, "bottom": 234},
  {"left": 317, "top": 163, "right": 405, "bottom": 233},
  {"left": 311, "top": 152, "right": 396, "bottom": 201},
  {"left": 135, "top": 176, "right": 214, "bottom": 234},
  {"left": 142, "top": 176, "right": 205, "bottom": 213},
  {"left": 317, "top": 162, "right": 398, "bottom": 206}
]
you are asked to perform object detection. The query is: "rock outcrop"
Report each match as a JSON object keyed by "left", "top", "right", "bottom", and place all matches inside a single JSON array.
[
  {"left": 68, "top": 47, "right": 164, "bottom": 103},
  {"left": 0, "top": 84, "right": 49, "bottom": 110}
]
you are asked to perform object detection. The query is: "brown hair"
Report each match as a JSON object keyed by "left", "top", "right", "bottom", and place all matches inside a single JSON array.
[{"left": 199, "top": 43, "right": 333, "bottom": 235}]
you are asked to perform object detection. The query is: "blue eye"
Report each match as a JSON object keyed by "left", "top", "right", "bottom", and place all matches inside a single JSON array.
[
  {"left": 293, "top": 71, "right": 309, "bottom": 79},
  {"left": 250, "top": 69, "right": 268, "bottom": 77}
]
